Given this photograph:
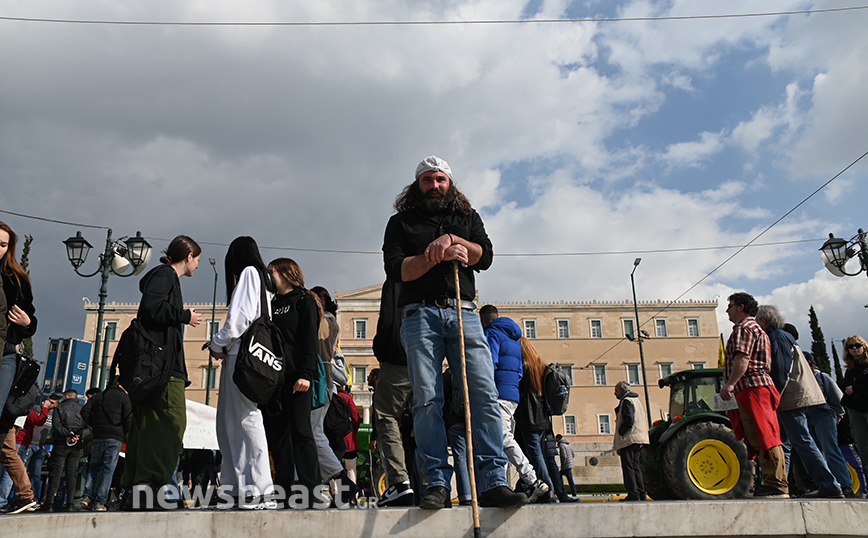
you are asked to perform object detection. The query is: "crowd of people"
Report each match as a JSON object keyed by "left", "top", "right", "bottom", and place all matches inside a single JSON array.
[{"left": 2, "top": 157, "right": 868, "bottom": 515}]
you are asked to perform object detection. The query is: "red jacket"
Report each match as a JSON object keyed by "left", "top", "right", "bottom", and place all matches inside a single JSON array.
[
  {"left": 16, "top": 406, "right": 51, "bottom": 447},
  {"left": 337, "top": 392, "right": 360, "bottom": 453}
]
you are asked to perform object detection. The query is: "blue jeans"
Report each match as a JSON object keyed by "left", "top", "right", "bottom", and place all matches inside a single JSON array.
[
  {"left": 0, "top": 466, "right": 11, "bottom": 507},
  {"left": 83, "top": 438, "right": 122, "bottom": 505},
  {"left": 807, "top": 407, "right": 852, "bottom": 489},
  {"left": 401, "top": 305, "right": 508, "bottom": 492},
  {"left": 26, "top": 446, "right": 45, "bottom": 500},
  {"left": 446, "top": 423, "right": 471, "bottom": 501},
  {"left": 520, "top": 430, "right": 551, "bottom": 491},
  {"left": 780, "top": 408, "right": 840, "bottom": 492},
  {"left": 0, "top": 353, "right": 17, "bottom": 417}
]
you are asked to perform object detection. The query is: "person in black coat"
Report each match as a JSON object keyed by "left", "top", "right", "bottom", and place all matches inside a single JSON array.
[
  {"left": 262, "top": 258, "right": 321, "bottom": 508},
  {"left": 121, "top": 235, "right": 202, "bottom": 508},
  {"left": 81, "top": 381, "right": 132, "bottom": 511},
  {"left": 42, "top": 390, "right": 91, "bottom": 511}
]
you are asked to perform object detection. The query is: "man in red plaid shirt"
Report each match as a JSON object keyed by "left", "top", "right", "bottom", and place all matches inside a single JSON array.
[{"left": 720, "top": 292, "right": 788, "bottom": 498}]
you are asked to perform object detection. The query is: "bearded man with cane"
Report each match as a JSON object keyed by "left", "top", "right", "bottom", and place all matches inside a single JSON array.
[{"left": 382, "top": 156, "right": 529, "bottom": 511}]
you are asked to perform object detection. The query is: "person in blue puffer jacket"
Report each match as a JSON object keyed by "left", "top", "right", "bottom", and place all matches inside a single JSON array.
[{"left": 480, "top": 305, "right": 549, "bottom": 503}]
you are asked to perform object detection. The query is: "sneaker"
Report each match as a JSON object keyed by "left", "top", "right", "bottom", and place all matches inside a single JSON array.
[
  {"left": 419, "top": 486, "right": 452, "bottom": 510},
  {"left": 479, "top": 486, "right": 529, "bottom": 508},
  {"left": 59, "top": 502, "right": 76, "bottom": 512},
  {"left": 80, "top": 496, "right": 92, "bottom": 511},
  {"left": 239, "top": 497, "right": 278, "bottom": 510},
  {"left": 3, "top": 497, "right": 39, "bottom": 514},
  {"left": 558, "top": 494, "right": 579, "bottom": 503},
  {"left": 525, "top": 479, "right": 550, "bottom": 504},
  {"left": 377, "top": 481, "right": 414, "bottom": 507},
  {"left": 843, "top": 487, "right": 859, "bottom": 499},
  {"left": 805, "top": 488, "right": 845, "bottom": 499},
  {"left": 752, "top": 486, "right": 789, "bottom": 499},
  {"left": 92, "top": 502, "right": 108, "bottom": 512}
]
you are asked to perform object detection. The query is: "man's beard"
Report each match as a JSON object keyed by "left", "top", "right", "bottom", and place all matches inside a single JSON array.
[{"left": 418, "top": 188, "right": 453, "bottom": 213}]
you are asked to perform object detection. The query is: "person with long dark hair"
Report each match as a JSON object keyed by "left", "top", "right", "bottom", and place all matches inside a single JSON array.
[
  {"left": 209, "top": 237, "right": 276, "bottom": 509},
  {"left": 263, "top": 258, "right": 320, "bottom": 507},
  {"left": 121, "top": 235, "right": 202, "bottom": 508},
  {"left": 0, "top": 220, "right": 40, "bottom": 514}
]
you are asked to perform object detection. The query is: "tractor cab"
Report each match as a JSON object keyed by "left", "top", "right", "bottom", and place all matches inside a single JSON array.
[{"left": 659, "top": 368, "right": 726, "bottom": 424}]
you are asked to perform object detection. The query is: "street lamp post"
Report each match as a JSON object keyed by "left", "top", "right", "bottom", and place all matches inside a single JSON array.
[
  {"left": 630, "top": 258, "right": 654, "bottom": 425},
  {"left": 820, "top": 229, "right": 868, "bottom": 278},
  {"left": 62, "top": 229, "right": 152, "bottom": 389},
  {"left": 206, "top": 257, "right": 218, "bottom": 406}
]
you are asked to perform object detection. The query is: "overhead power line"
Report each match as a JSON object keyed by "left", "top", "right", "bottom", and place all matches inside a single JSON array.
[
  {"left": 585, "top": 148, "right": 868, "bottom": 365},
  {"left": 1, "top": 5, "right": 867, "bottom": 27},
  {"left": 0, "top": 208, "right": 833, "bottom": 257}
]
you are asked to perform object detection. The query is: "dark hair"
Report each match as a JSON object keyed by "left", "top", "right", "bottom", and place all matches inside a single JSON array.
[
  {"left": 479, "top": 304, "right": 499, "bottom": 326},
  {"left": 393, "top": 180, "right": 472, "bottom": 215},
  {"left": 161, "top": 235, "right": 202, "bottom": 265},
  {"left": 48, "top": 393, "right": 62, "bottom": 402},
  {"left": 85, "top": 387, "right": 101, "bottom": 398},
  {"left": 0, "top": 220, "right": 31, "bottom": 288},
  {"left": 63, "top": 389, "right": 78, "bottom": 399},
  {"left": 728, "top": 292, "right": 758, "bottom": 317},
  {"left": 224, "top": 236, "right": 273, "bottom": 304},
  {"left": 310, "top": 286, "right": 338, "bottom": 315},
  {"left": 268, "top": 258, "right": 305, "bottom": 290},
  {"left": 782, "top": 323, "right": 799, "bottom": 340}
]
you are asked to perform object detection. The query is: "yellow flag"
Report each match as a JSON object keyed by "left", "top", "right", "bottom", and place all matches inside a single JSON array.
[{"left": 718, "top": 334, "right": 726, "bottom": 368}]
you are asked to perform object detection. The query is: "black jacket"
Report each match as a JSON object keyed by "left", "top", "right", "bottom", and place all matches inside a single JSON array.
[
  {"left": 843, "top": 363, "right": 868, "bottom": 412},
  {"left": 516, "top": 375, "right": 549, "bottom": 432},
  {"left": 383, "top": 207, "right": 493, "bottom": 306},
  {"left": 137, "top": 264, "right": 190, "bottom": 383},
  {"left": 2, "top": 273, "right": 37, "bottom": 355},
  {"left": 372, "top": 280, "right": 407, "bottom": 365},
  {"left": 81, "top": 386, "right": 132, "bottom": 442},
  {"left": 52, "top": 398, "right": 91, "bottom": 447},
  {"left": 271, "top": 288, "right": 319, "bottom": 383},
  {"left": 615, "top": 391, "right": 639, "bottom": 437}
]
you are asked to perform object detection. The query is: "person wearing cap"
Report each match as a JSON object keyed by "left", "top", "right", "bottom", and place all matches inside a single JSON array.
[{"left": 382, "top": 156, "right": 527, "bottom": 509}]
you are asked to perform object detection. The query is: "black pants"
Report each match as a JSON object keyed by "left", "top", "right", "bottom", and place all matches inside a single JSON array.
[
  {"left": 263, "top": 386, "right": 321, "bottom": 503},
  {"left": 45, "top": 443, "right": 83, "bottom": 508},
  {"left": 619, "top": 444, "right": 646, "bottom": 500}
]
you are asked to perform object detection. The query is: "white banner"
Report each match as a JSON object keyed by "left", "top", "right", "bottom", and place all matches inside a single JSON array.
[{"left": 183, "top": 399, "right": 219, "bottom": 450}]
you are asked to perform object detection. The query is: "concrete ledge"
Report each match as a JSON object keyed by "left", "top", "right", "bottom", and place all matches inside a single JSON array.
[{"left": 5, "top": 500, "right": 867, "bottom": 538}]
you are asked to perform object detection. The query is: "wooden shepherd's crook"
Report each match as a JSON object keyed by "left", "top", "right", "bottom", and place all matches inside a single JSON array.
[{"left": 454, "top": 260, "right": 482, "bottom": 538}]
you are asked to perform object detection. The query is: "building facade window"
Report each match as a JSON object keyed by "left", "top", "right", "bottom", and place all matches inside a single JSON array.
[
  {"left": 209, "top": 320, "right": 221, "bottom": 339},
  {"left": 561, "top": 365, "right": 574, "bottom": 386},
  {"left": 590, "top": 319, "right": 603, "bottom": 338},
  {"left": 659, "top": 363, "right": 673, "bottom": 379},
  {"left": 105, "top": 321, "right": 118, "bottom": 341},
  {"left": 598, "top": 414, "right": 611, "bottom": 435},
  {"left": 353, "top": 366, "right": 367, "bottom": 388},
  {"left": 594, "top": 364, "right": 607, "bottom": 386},
  {"left": 626, "top": 364, "right": 641, "bottom": 385},
  {"left": 557, "top": 319, "right": 570, "bottom": 339},
  {"left": 691, "top": 362, "right": 705, "bottom": 370},
  {"left": 354, "top": 319, "right": 367, "bottom": 339},
  {"left": 622, "top": 318, "right": 635, "bottom": 339},
  {"left": 203, "top": 366, "right": 218, "bottom": 389},
  {"left": 565, "top": 415, "right": 578, "bottom": 435},
  {"left": 687, "top": 318, "right": 700, "bottom": 337},
  {"left": 524, "top": 319, "right": 537, "bottom": 339},
  {"left": 655, "top": 318, "right": 668, "bottom": 337}
]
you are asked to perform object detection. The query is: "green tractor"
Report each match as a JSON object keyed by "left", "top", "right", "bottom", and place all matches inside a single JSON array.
[{"left": 640, "top": 368, "right": 754, "bottom": 500}]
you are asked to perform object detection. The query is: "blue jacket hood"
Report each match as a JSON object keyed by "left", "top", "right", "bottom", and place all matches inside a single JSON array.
[{"left": 486, "top": 317, "right": 522, "bottom": 340}]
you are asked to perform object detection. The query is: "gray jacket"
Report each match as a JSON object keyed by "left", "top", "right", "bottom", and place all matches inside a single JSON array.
[{"left": 558, "top": 438, "right": 575, "bottom": 471}]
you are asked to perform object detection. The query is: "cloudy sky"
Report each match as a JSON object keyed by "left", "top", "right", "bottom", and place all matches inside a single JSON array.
[{"left": 2, "top": 0, "right": 868, "bottom": 368}]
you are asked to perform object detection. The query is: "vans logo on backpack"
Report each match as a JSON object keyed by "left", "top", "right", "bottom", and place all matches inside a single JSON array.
[{"left": 249, "top": 340, "right": 283, "bottom": 372}]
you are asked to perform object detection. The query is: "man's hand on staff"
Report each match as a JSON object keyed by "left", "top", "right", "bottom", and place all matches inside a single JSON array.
[{"left": 425, "top": 234, "right": 469, "bottom": 264}]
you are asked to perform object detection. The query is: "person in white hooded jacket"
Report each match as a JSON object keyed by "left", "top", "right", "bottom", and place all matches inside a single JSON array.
[{"left": 210, "top": 236, "right": 276, "bottom": 510}]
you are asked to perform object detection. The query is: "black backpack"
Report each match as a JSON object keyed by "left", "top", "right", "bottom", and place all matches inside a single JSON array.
[
  {"left": 324, "top": 393, "right": 353, "bottom": 444},
  {"left": 2, "top": 380, "right": 39, "bottom": 419},
  {"left": 232, "top": 276, "right": 285, "bottom": 405},
  {"left": 111, "top": 319, "right": 172, "bottom": 405},
  {"left": 543, "top": 363, "right": 571, "bottom": 415},
  {"left": 8, "top": 353, "right": 41, "bottom": 398}
]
